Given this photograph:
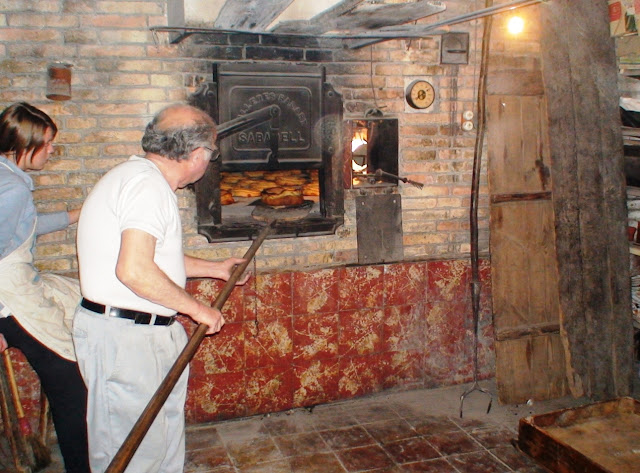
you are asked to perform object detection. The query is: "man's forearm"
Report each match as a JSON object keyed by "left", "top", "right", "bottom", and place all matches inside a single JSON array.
[{"left": 184, "top": 254, "right": 237, "bottom": 279}]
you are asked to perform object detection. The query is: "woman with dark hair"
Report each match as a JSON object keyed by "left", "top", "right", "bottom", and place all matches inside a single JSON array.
[{"left": 0, "top": 102, "right": 90, "bottom": 473}]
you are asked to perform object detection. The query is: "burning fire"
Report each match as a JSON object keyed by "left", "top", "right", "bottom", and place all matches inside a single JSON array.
[
  {"left": 351, "top": 128, "right": 368, "bottom": 153},
  {"left": 351, "top": 128, "right": 368, "bottom": 186}
]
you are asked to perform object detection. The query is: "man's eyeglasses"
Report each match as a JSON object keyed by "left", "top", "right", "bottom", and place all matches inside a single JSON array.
[{"left": 203, "top": 146, "right": 220, "bottom": 162}]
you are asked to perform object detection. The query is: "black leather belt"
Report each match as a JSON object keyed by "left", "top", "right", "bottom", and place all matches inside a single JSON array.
[{"left": 81, "top": 298, "right": 175, "bottom": 326}]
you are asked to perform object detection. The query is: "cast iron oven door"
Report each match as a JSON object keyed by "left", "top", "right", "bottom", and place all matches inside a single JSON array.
[{"left": 191, "top": 62, "right": 344, "bottom": 242}]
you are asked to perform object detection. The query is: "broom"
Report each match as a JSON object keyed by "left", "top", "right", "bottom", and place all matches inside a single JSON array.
[
  {"left": 2, "top": 350, "right": 52, "bottom": 470},
  {"left": 0, "top": 350, "right": 33, "bottom": 472}
]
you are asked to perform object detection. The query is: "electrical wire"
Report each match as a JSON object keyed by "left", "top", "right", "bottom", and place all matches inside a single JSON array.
[{"left": 459, "top": 0, "right": 494, "bottom": 418}]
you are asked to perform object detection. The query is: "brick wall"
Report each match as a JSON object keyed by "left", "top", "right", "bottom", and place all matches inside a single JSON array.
[
  {"left": 0, "top": 0, "right": 545, "bottom": 429},
  {"left": 0, "top": 0, "right": 540, "bottom": 273}
]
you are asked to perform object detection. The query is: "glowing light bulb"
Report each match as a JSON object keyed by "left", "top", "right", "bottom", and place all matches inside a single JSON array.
[{"left": 507, "top": 16, "right": 525, "bottom": 35}]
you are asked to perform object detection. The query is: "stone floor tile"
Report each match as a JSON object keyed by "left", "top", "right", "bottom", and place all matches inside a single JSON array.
[
  {"left": 467, "top": 427, "right": 517, "bottom": 449},
  {"left": 216, "top": 418, "right": 271, "bottom": 444},
  {"left": 226, "top": 437, "right": 284, "bottom": 468},
  {"left": 318, "top": 425, "right": 376, "bottom": 450},
  {"left": 406, "top": 415, "right": 461, "bottom": 436},
  {"left": 237, "top": 459, "right": 294, "bottom": 473},
  {"left": 348, "top": 403, "right": 404, "bottom": 423},
  {"left": 308, "top": 408, "right": 360, "bottom": 430},
  {"left": 273, "top": 431, "right": 329, "bottom": 457},
  {"left": 186, "top": 424, "right": 225, "bottom": 451},
  {"left": 184, "top": 445, "right": 233, "bottom": 472},
  {"left": 263, "top": 411, "right": 317, "bottom": 436},
  {"left": 288, "top": 452, "right": 347, "bottom": 473},
  {"left": 381, "top": 436, "right": 441, "bottom": 464},
  {"left": 489, "top": 446, "right": 543, "bottom": 471},
  {"left": 422, "top": 429, "right": 483, "bottom": 456},
  {"left": 335, "top": 444, "right": 396, "bottom": 472},
  {"left": 400, "top": 458, "right": 459, "bottom": 472},
  {"left": 452, "top": 416, "right": 496, "bottom": 430},
  {"left": 446, "top": 451, "right": 512, "bottom": 473},
  {"left": 363, "top": 418, "right": 418, "bottom": 444}
]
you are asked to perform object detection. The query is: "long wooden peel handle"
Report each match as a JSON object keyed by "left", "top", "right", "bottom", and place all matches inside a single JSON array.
[{"left": 105, "top": 221, "right": 274, "bottom": 473}]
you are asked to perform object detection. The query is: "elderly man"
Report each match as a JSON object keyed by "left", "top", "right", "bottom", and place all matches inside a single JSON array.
[{"left": 73, "top": 104, "right": 247, "bottom": 473}]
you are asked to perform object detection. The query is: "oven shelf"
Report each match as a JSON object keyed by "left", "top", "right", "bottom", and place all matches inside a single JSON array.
[{"left": 198, "top": 216, "right": 342, "bottom": 242}]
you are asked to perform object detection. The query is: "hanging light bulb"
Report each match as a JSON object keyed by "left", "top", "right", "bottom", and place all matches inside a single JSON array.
[{"left": 507, "top": 16, "right": 525, "bottom": 35}]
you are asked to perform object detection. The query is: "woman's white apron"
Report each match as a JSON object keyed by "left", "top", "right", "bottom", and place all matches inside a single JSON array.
[{"left": 0, "top": 225, "right": 80, "bottom": 361}]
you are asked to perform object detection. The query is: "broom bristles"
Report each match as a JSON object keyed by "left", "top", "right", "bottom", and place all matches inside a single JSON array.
[
  {"left": 28, "top": 434, "right": 52, "bottom": 471},
  {"left": 18, "top": 417, "right": 51, "bottom": 470}
]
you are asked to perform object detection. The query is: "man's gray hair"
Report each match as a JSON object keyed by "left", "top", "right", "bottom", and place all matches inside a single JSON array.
[{"left": 141, "top": 105, "right": 216, "bottom": 161}]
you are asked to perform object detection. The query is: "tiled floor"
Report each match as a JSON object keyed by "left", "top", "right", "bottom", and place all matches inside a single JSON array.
[
  {"left": 6, "top": 379, "right": 600, "bottom": 473},
  {"left": 180, "top": 381, "right": 585, "bottom": 473}
]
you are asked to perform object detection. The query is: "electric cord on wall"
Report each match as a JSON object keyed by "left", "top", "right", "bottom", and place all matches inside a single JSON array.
[{"left": 459, "top": 0, "right": 494, "bottom": 419}]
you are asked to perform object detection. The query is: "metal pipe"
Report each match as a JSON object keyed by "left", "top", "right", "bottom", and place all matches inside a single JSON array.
[{"left": 216, "top": 104, "right": 280, "bottom": 141}]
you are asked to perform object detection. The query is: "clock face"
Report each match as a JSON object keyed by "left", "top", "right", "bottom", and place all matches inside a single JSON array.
[{"left": 406, "top": 79, "right": 435, "bottom": 109}]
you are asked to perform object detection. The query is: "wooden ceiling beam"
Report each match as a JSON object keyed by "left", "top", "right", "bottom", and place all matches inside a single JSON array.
[
  {"left": 214, "top": 0, "right": 294, "bottom": 30},
  {"left": 272, "top": 0, "right": 364, "bottom": 33},
  {"left": 272, "top": 0, "right": 445, "bottom": 35}
]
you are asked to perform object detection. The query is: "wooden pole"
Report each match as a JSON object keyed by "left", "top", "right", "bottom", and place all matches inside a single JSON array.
[{"left": 105, "top": 221, "right": 274, "bottom": 473}]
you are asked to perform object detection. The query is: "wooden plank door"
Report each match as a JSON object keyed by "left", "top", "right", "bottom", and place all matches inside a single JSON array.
[{"left": 487, "top": 89, "right": 570, "bottom": 404}]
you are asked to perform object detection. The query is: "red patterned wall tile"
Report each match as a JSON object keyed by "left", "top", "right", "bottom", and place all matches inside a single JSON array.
[
  {"left": 338, "top": 354, "right": 384, "bottom": 398},
  {"left": 292, "top": 359, "right": 341, "bottom": 407},
  {"left": 293, "top": 268, "right": 339, "bottom": 315},
  {"left": 245, "top": 271, "right": 293, "bottom": 321},
  {"left": 423, "top": 300, "right": 473, "bottom": 384},
  {"left": 382, "top": 304, "right": 427, "bottom": 352},
  {"left": 339, "top": 265, "right": 384, "bottom": 310},
  {"left": 179, "top": 259, "right": 496, "bottom": 425},
  {"left": 245, "top": 365, "right": 293, "bottom": 415},
  {"left": 338, "top": 309, "right": 384, "bottom": 357},
  {"left": 244, "top": 318, "right": 293, "bottom": 369},
  {"left": 292, "top": 313, "right": 339, "bottom": 362},
  {"left": 427, "top": 259, "right": 470, "bottom": 303},
  {"left": 380, "top": 351, "right": 424, "bottom": 390},
  {"left": 384, "top": 262, "right": 427, "bottom": 306},
  {"left": 190, "top": 322, "right": 245, "bottom": 375},
  {"left": 186, "top": 371, "right": 247, "bottom": 423},
  {"left": 187, "top": 278, "right": 246, "bottom": 323}
]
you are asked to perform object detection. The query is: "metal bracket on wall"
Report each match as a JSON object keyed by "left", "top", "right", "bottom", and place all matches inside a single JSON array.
[{"left": 441, "top": 32, "right": 469, "bottom": 65}]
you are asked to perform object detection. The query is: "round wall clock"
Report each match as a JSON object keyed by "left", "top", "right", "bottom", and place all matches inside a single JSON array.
[{"left": 406, "top": 79, "right": 435, "bottom": 110}]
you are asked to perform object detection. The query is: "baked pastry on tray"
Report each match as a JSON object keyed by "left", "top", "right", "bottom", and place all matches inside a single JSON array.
[
  {"left": 260, "top": 186, "right": 304, "bottom": 207},
  {"left": 220, "top": 190, "right": 235, "bottom": 205},
  {"left": 232, "top": 187, "right": 262, "bottom": 198}
]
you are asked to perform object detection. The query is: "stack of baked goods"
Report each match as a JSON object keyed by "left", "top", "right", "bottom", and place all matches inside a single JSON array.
[
  {"left": 219, "top": 169, "right": 320, "bottom": 205},
  {"left": 260, "top": 186, "right": 304, "bottom": 207}
]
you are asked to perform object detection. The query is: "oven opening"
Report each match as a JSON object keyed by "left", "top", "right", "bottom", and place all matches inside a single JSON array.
[
  {"left": 190, "top": 63, "right": 344, "bottom": 242},
  {"left": 220, "top": 168, "right": 321, "bottom": 219},
  {"left": 344, "top": 118, "right": 400, "bottom": 190}
]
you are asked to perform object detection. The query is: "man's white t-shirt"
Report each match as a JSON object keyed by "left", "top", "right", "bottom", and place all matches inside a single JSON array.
[{"left": 77, "top": 155, "right": 185, "bottom": 316}]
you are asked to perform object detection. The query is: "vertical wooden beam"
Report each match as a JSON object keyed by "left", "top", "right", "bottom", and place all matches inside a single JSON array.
[{"left": 539, "top": 0, "right": 634, "bottom": 398}]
